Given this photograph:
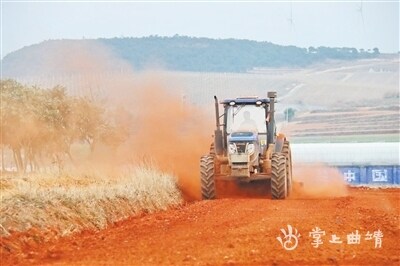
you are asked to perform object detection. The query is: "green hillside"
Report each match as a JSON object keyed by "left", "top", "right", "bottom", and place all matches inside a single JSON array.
[
  {"left": 3, "top": 35, "right": 381, "bottom": 76},
  {"left": 99, "top": 36, "right": 379, "bottom": 72}
]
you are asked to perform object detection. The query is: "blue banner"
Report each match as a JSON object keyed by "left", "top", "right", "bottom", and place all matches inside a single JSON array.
[{"left": 337, "top": 165, "right": 399, "bottom": 186}]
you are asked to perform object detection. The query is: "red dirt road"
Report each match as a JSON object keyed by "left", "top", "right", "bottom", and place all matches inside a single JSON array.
[{"left": 2, "top": 188, "right": 399, "bottom": 265}]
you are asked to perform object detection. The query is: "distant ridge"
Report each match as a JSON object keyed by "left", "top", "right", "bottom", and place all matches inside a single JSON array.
[{"left": 2, "top": 35, "right": 382, "bottom": 77}]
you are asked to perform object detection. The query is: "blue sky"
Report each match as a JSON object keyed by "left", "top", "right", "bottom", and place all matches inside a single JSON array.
[{"left": 1, "top": 1, "right": 399, "bottom": 58}]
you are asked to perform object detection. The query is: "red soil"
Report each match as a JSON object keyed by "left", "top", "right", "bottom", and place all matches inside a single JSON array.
[{"left": 1, "top": 188, "right": 399, "bottom": 265}]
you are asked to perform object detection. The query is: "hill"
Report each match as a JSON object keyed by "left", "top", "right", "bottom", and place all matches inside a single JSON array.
[{"left": 2, "top": 36, "right": 382, "bottom": 77}]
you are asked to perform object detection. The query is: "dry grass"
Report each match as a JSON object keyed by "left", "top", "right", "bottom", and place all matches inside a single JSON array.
[{"left": 0, "top": 165, "right": 182, "bottom": 238}]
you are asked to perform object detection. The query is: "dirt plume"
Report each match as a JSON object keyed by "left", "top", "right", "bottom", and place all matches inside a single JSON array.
[
  {"left": 290, "top": 163, "right": 349, "bottom": 199},
  {"left": 117, "top": 78, "right": 212, "bottom": 201},
  {"left": 55, "top": 45, "right": 215, "bottom": 201},
  {"left": 70, "top": 74, "right": 214, "bottom": 201}
]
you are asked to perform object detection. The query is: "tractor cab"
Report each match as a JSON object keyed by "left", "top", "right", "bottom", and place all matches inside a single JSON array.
[
  {"left": 213, "top": 93, "right": 277, "bottom": 160},
  {"left": 222, "top": 98, "right": 270, "bottom": 177},
  {"left": 224, "top": 97, "right": 270, "bottom": 158}
]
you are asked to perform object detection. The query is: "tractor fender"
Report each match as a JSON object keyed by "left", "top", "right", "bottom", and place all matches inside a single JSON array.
[{"left": 274, "top": 133, "right": 286, "bottom": 153}]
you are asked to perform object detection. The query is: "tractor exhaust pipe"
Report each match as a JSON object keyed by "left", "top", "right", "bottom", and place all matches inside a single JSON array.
[
  {"left": 214, "top": 96, "right": 223, "bottom": 155},
  {"left": 214, "top": 96, "right": 220, "bottom": 128},
  {"left": 267, "top": 92, "right": 277, "bottom": 147}
]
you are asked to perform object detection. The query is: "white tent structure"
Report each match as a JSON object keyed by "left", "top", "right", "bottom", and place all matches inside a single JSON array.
[{"left": 291, "top": 142, "right": 400, "bottom": 166}]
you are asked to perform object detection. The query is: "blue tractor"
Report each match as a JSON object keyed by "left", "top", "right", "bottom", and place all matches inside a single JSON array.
[{"left": 200, "top": 92, "right": 292, "bottom": 199}]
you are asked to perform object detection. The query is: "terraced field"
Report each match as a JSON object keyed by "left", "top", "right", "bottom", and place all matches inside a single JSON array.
[{"left": 283, "top": 107, "right": 400, "bottom": 142}]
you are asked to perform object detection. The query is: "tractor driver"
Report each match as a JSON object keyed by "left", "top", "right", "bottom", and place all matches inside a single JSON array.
[{"left": 239, "top": 111, "right": 258, "bottom": 132}]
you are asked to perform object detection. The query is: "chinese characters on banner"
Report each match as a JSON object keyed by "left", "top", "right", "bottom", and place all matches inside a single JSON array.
[
  {"left": 277, "top": 225, "right": 383, "bottom": 251},
  {"left": 341, "top": 167, "right": 392, "bottom": 184}
]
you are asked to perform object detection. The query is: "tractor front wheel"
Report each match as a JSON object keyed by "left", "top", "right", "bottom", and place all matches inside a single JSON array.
[
  {"left": 271, "top": 153, "right": 287, "bottom": 200},
  {"left": 200, "top": 155, "right": 216, "bottom": 200}
]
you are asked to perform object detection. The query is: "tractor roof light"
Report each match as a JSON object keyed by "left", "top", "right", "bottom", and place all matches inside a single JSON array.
[
  {"left": 256, "top": 100, "right": 262, "bottom": 105},
  {"left": 229, "top": 101, "right": 236, "bottom": 106}
]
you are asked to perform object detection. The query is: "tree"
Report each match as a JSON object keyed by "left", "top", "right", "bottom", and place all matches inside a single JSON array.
[
  {"left": 1, "top": 79, "right": 134, "bottom": 172},
  {"left": 308, "top": 46, "right": 317, "bottom": 54},
  {"left": 35, "top": 86, "right": 74, "bottom": 171},
  {"left": 71, "top": 97, "right": 107, "bottom": 153},
  {"left": 1, "top": 80, "right": 75, "bottom": 172},
  {"left": 283, "top": 108, "right": 296, "bottom": 122},
  {"left": 100, "top": 106, "right": 132, "bottom": 148},
  {"left": 373, "top": 48, "right": 380, "bottom": 55},
  {"left": 0, "top": 79, "right": 27, "bottom": 171}
]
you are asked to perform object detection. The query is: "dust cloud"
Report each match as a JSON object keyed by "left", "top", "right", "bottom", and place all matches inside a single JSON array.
[
  {"left": 86, "top": 76, "right": 212, "bottom": 201},
  {"left": 42, "top": 43, "right": 213, "bottom": 201},
  {"left": 291, "top": 163, "right": 349, "bottom": 199},
  {"left": 116, "top": 79, "right": 212, "bottom": 201}
]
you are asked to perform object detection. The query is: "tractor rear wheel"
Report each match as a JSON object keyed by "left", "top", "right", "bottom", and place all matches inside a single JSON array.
[
  {"left": 271, "top": 153, "right": 287, "bottom": 200},
  {"left": 200, "top": 155, "right": 216, "bottom": 200},
  {"left": 282, "top": 141, "right": 293, "bottom": 196}
]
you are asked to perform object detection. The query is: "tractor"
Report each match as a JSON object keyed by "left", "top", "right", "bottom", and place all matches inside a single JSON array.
[{"left": 200, "top": 92, "right": 292, "bottom": 200}]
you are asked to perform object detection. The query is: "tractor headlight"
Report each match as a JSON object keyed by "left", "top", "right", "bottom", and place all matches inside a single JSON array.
[
  {"left": 247, "top": 143, "right": 255, "bottom": 155},
  {"left": 228, "top": 143, "right": 237, "bottom": 154}
]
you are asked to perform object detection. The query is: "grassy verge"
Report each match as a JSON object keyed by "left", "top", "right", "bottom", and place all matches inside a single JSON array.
[{"left": 0, "top": 166, "right": 182, "bottom": 238}]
